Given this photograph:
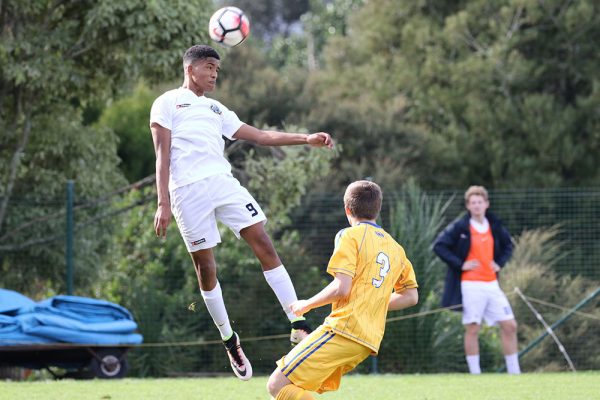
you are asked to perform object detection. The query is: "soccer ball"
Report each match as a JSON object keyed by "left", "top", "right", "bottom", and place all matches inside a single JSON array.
[{"left": 208, "top": 7, "right": 250, "bottom": 48}]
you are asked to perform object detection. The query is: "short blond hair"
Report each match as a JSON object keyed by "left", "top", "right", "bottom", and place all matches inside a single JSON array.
[
  {"left": 344, "top": 180, "right": 382, "bottom": 220},
  {"left": 464, "top": 185, "right": 489, "bottom": 202}
]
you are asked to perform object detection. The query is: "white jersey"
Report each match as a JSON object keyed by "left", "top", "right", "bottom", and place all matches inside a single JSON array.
[{"left": 149, "top": 87, "right": 244, "bottom": 191}]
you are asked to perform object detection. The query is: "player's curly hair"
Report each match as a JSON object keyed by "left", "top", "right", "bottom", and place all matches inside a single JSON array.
[
  {"left": 183, "top": 44, "right": 220, "bottom": 70},
  {"left": 344, "top": 180, "right": 382, "bottom": 220}
]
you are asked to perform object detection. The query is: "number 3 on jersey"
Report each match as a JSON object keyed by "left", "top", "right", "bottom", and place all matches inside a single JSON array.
[{"left": 372, "top": 252, "right": 390, "bottom": 288}]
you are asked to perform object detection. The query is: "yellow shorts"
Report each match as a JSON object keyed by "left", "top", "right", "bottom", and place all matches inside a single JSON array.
[{"left": 276, "top": 325, "right": 371, "bottom": 393}]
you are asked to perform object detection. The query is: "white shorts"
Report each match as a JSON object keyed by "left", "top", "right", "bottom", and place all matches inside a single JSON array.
[
  {"left": 170, "top": 174, "right": 266, "bottom": 252},
  {"left": 461, "top": 280, "right": 515, "bottom": 326}
]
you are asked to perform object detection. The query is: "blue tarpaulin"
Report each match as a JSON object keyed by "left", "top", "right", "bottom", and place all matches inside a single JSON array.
[
  {"left": 0, "top": 289, "right": 143, "bottom": 346},
  {"left": 0, "top": 289, "right": 35, "bottom": 314},
  {"left": 18, "top": 295, "right": 136, "bottom": 323},
  {"left": 0, "top": 315, "right": 53, "bottom": 345}
]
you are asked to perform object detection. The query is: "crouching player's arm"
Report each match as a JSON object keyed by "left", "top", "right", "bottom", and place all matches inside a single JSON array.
[
  {"left": 290, "top": 273, "right": 352, "bottom": 317},
  {"left": 388, "top": 288, "right": 418, "bottom": 311}
]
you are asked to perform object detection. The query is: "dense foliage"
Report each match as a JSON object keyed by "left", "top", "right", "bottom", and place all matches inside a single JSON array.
[
  {"left": 212, "top": 0, "right": 600, "bottom": 189},
  {"left": 0, "top": 0, "right": 212, "bottom": 292}
]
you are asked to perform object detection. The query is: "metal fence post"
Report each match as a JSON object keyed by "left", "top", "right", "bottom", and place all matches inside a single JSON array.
[
  {"left": 371, "top": 355, "right": 378, "bottom": 374},
  {"left": 66, "top": 180, "right": 74, "bottom": 295}
]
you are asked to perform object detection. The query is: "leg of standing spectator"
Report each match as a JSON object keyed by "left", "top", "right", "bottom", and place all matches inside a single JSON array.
[
  {"left": 464, "top": 323, "right": 481, "bottom": 374},
  {"left": 499, "top": 319, "right": 521, "bottom": 374}
]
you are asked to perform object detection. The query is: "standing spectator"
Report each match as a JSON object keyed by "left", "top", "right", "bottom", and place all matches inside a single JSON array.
[{"left": 433, "top": 186, "right": 520, "bottom": 374}]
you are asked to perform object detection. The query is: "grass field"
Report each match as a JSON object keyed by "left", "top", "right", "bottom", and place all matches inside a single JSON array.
[{"left": 1, "top": 372, "right": 599, "bottom": 400}]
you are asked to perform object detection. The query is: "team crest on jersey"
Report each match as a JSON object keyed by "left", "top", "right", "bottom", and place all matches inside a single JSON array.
[
  {"left": 210, "top": 103, "right": 222, "bottom": 115},
  {"left": 176, "top": 103, "right": 191, "bottom": 109}
]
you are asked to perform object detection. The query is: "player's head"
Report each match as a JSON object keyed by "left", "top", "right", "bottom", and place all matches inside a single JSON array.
[
  {"left": 183, "top": 45, "right": 221, "bottom": 94},
  {"left": 464, "top": 185, "right": 489, "bottom": 217},
  {"left": 344, "top": 180, "right": 382, "bottom": 221},
  {"left": 183, "top": 45, "right": 220, "bottom": 71}
]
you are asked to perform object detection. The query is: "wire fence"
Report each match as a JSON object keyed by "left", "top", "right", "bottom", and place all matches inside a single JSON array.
[{"left": 1, "top": 183, "right": 599, "bottom": 376}]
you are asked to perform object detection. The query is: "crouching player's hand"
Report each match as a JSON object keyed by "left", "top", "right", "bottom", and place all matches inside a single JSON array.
[{"left": 290, "top": 300, "right": 310, "bottom": 317}]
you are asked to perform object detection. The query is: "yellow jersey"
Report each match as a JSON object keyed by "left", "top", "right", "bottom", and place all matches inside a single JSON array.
[{"left": 324, "top": 221, "right": 418, "bottom": 353}]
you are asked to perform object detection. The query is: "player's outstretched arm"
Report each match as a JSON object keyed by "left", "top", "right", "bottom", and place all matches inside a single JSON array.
[
  {"left": 290, "top": 273, "right": 352, "bottom": 316},
  {"left": 233, "top": 124, "right": 334, "bottom": 148},
  {"left": 151, "top": 122, "right": 172, "bottom": 238},
  {"left": 388, "top": 288, "right": 418, "bottom": 311}
]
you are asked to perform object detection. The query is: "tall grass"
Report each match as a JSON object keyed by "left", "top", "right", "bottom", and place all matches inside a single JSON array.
[
  {"left": 378, "top": 182, "right": 467, "bottom": 372},
  {"left": 500, "top": 227, "right": 600, "bottom": 371}
]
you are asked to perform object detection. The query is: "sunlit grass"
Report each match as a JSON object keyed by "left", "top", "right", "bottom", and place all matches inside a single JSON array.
[{"left": 2, "top": 372, "right": 599, "bottom": 400}]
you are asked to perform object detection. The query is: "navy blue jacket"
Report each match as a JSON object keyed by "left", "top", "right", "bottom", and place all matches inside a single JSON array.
[{"left": 432, "top": 212, "right": 513, "bottom": 308}]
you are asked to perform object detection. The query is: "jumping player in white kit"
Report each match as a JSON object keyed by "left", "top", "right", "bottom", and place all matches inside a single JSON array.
[{"left": 149, "top": 44, "right": 334, "bottom": 380}]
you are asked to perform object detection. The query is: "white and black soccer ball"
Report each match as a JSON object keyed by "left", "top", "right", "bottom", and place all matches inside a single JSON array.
[{"left": 208, "top": 6, "right": 250, "bottom": 48}]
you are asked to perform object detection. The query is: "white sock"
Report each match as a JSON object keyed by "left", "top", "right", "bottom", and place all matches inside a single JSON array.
[
  {"left": 505, "top": 353, "right": 521, "bottom": 374},
  {"left": 200, "top": 281, "right": 233, "bottom": 340},
  {"left": 466, "top": 355, "right": 481, "bottom": 374},
  {"left": 263, "top": 265, "right": 299, "bottom": 321}
]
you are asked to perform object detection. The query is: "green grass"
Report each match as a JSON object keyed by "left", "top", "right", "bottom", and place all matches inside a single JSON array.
[{"left": 1, "top": 373, "right": 599, "bottom": 399}]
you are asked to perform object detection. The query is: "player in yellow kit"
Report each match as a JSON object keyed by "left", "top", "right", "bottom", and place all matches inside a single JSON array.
[{"left": 266, "top": 180, "right": 419, "bottom": 400}]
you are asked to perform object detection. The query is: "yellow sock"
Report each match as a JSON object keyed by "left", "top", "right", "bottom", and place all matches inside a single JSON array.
[{"left": 275, "top": 384, "right": 315, "bottom": 400}]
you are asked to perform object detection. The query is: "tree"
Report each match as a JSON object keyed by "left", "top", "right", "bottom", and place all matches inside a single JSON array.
[
  {"left": 0, "top": 106, "right": 124, "bottom": 294},
  {"left": 303, "top": 0, "right": 600, "bottom": 189},
  {"left": 216, "top": 0, "right": 310, "bottom": 40},
  {"left": 210, "top": 44, "right": 308, "bottom": 128},
  {"left": 263, "top": 0, "right": 366, "bottom": 70},
  {"left": 98, "top": 83, "right": 157, "bottom": 182},
  {"left": 300, "top": 0, "right": 365, "bottom": 70}
]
